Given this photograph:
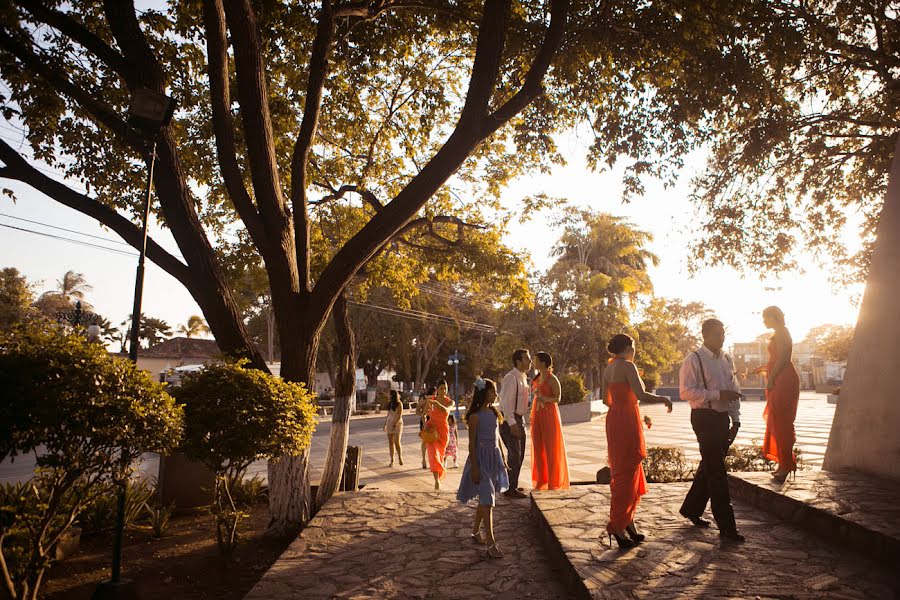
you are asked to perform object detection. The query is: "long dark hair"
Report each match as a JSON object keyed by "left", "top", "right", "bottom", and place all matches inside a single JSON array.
[
  {"left": 463, "top": 378, "right": 502, "bottom": 425},
  {"left": 388, "top": 390, "right": 401, "bottom": 412},
  {"left": 535, "top": 351, "right": 552, "bottom": 369}
]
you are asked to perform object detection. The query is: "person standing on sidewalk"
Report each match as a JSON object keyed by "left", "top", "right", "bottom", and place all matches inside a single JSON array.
[
  {"left": 678, "top": 319, "right": 745, "bottom": 543},
  {"left": 498, "top": 348, "right": 531, "bottom": 499},
  {"left": 530, "top": 351, "right": 570, "bottom": 491},
  {"left": 603, "top": 334, "right": 673, "bottom": 549},
  {"left": 383, "top": 390, "right": 404, "bottom": 466}
]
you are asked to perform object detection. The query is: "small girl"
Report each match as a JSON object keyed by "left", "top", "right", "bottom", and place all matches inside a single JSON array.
[
  {"left": 445, "top": 414, "right": 459, "bottom": 468},
  {"left": 456, "top": 377, "right": 509, "bottom": 558}
]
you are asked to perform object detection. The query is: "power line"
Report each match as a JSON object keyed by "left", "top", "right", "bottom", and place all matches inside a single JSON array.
[
  {"left": 417, "top": 283, "right": 498, "bottom": 310},
  {"left": 0, "top": 212, "right": 132, "bottom": 246},
  {"left": 348, "top": 299, "right": 496, "bottom": 333},
  {"left": 0, "top": 222, "right": 137, "bottom": 257}
]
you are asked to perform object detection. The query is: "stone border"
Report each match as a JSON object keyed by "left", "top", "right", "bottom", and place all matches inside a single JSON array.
[
  {"left": 727, "top": 473, "right": 900, "bottom": 565},
  {"left": 528, "top": 492, "right": 591, "bottom": 600}
]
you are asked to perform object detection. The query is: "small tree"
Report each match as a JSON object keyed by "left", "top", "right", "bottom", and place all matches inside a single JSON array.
[
  {"left": 0, "top": 322, "right": 183, "bottom": 600},
  {"left": 174, "top": 362, "right": 317, "bottom": 553},
  {"left": 558, "top": 373, "right": 587, "bottom": 405}
]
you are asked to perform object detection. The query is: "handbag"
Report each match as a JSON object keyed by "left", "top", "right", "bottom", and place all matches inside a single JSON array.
[{"left": 419, "top": 424, "right": 439, "bottom": 443}]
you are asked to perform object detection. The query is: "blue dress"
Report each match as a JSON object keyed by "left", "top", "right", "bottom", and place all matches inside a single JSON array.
[{"left": 456, "top": 409, "right": 510, "bottom": 506}]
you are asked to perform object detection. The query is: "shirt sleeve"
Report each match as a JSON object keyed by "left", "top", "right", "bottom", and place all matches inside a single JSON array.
[
  {"left": 498, "top": 372, "right": 515, "bottom": 418},
  {"left": 679, "top": 354, "right": 718, "bottom": 409},
  {"left": 727, "top": 355, "right": 741, "bottom": 423}
]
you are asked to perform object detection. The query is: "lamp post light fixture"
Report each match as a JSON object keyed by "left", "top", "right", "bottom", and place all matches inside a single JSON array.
[
  {"left": 93, "top": 87, "right": 176, "bottom": 600},
  {"left": 447, "top": 350, "right": 464, "bottom": 421},
  {"left": 56, "top": 300, "right": 102, "bottom": 342}
]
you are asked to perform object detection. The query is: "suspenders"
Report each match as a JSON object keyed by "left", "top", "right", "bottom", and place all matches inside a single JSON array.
[{"left": 693, "top": 351, "right": 712, "bottom": 409}]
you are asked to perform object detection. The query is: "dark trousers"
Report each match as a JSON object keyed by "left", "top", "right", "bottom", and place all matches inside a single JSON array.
[
  {"left": 499, "top": 414, "right": 526, "bottom": 490},
  {"left": 680, "top": 408, "right": 737, "bottom": 533}
]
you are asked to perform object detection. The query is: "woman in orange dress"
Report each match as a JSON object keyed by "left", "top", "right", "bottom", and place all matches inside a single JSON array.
[
  {"left": 421, "top": 380, "right": 453, "bottom": 490},
  {"left": 756, "top": 306, "right": 801, "bottom": 482},
  {"left": 530, "top": 352, "right": 570, "bottom": 491},
  {"left": 602, "top": 334, "right": 672, "bottom": 549}
]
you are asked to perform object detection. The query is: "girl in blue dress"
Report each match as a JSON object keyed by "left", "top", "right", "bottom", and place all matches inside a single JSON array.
[{"left": 457, "top": 377, "right": 509, "bottom": 558}]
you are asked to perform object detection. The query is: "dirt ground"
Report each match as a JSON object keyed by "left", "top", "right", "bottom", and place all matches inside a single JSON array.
[{"left": 42, "top": 504, "right": 290, "bottom": 600}]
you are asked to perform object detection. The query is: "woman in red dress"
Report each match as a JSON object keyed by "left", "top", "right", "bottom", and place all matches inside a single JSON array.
[
  {"left": 530, "top": 352, "right": 570, "bottom": 491},
  {"left": 421, "top": 380, "right": 453, "bottom": 490},
  {"left": 602, "top": 334, "right": 673, "bottom": 548},
  {"left": 756, "top": 306, "right": 801, "bottom": 482}
]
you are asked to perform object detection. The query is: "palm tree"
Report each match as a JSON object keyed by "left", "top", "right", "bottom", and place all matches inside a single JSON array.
[
  {"left": 35, "top": 270, "right": 94, "bottom": 316},
  {"left": 550, "top": 212, "right": 658, "bottom": 308},
  {"left": 56, "top": 270, "right": 92, "bottom": 301},
  {"left": 178, "top": 315, "right": 210, "bottom": 338}
]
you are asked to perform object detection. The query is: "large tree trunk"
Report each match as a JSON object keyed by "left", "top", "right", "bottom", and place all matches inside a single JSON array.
[
  {"left": 314, "top": 293, "right": 355, "bottom": 513},
  {"left": 266, "top": 295, "right": 325, "bottom": 536}
]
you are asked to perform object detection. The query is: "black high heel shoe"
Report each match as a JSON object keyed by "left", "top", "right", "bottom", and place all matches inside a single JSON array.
[
  {"left": 607, "top": 532, "right": 636, "bottom": 549},
  {"left": 625, "top": 523, "right": 645, "bottom": 543}
]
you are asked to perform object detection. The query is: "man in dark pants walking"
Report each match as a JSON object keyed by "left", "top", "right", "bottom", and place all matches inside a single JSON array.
[
  {"left": 499, "top": 349, "right": 531, "bottom": 499},
  {"left": 678, "top": 319, "right": 745, "bottom": 542}
]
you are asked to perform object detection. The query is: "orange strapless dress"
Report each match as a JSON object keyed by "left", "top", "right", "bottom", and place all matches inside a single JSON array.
[
  {"left": 605, "top": 380, "right": 648, "bottom": 533},
  {"left": 762, "top": 338, "right": 800, "bottom": 471},
  {"left": 531, "top": 375, "right": 570, "bottom": 490},
  {"left": 425, "top": 401, "right": 450, "bottom": 479}
]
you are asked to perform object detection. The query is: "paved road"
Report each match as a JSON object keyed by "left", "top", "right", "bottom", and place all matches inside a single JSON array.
[{"left": 1, "top": 393, "right": 835, "bottom": 489}]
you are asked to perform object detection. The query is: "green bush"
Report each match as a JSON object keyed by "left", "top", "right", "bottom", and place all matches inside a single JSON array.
[
  {"left": 144, "top": 502, "right": 174, "bottom": 538},
  {"left": 174, "top": 360, "right": 316, "bottom": 554},
  {"left": 227, "top": 473, "right": 268, "bottom": 507},
  {"left": 642, "top": 446, "right": 693, "bottom": 482},
  {"left": 0, "top": 322, "right": 183, "bottom": 600},
  {"left": 559, "top": 373, "right": 588, "bottom": 405}
]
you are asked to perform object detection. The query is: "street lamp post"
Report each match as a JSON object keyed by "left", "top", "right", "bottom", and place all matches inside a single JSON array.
[
  {"left": 447, "top": 350, "right": 464, "bottom": 421},
  {"left": 93, "top": 87, "right": 175, "bottom": 600},
  {"left": 57, "top": 300, "right": 102, "bottom": 341}
]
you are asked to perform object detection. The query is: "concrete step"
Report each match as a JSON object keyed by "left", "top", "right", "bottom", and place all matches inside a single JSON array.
[{"left": 727, "top": 470, "right": 900, "bottom": 566}]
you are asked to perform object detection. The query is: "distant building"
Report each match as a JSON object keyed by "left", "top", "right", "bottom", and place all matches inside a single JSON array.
[
  {"left": 118, "top": 336, "right": 222, "bottom": 379},
  {"left": 731, "top": 338, "right": 816, "bottom": 389}
]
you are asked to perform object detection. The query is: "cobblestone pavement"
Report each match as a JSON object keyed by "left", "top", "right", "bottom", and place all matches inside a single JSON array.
[
  {"left": 244, "top": 490, "right": 568, "bottom": 600},
  {"left": 729, "top": 470, "right": 900, "bottom": 558},
  {"left": 530, "top": 484, "right": 900, "bottom": 600},
  {"left": 353, "top": 395, "right": 834, "bottom": 494}
]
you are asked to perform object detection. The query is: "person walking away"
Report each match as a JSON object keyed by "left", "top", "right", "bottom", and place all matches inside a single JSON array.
[
  {"left": 445, "top": 413, "right": 459, "bottom": 468},
  {"left": 755, "top": 306, "right": 801, "bottom": 482},
  {"left": 421, "top": 380, "right": 453, "bottom": 490},
  {"left": 498, "top": 348, "right": 531, "bottom": 499},
  {"left": 382, "top": 390, "right": 404, "bottom": 466},
  {"left": 457, "top": 377, "right": 509, "bottom": 558},
  {"left": 417, "top": 386, "right": 435, "bottom": 469},
  {"left": 530, "top": 351, "right": 570, "bottom": 491},
  {"left": 602, "top": 334, "right": 673, "bottom": 549},
  {"left": 678, "top": 319, "right": 745, "bottom": 542}
]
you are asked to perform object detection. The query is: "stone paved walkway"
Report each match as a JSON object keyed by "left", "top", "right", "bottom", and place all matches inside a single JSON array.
[
  {"left": 244, "top": 490, "right": 568, "bottom": 599},
  {"left": 530, "top": 484, "right": 900, "bottom": 599},
  {"left": 729, "top": 470, "right": 900, "bottom": 563}
]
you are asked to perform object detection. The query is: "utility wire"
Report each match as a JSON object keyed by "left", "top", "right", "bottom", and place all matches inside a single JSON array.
[
  {"left": 348, "top": 299, "right": 496, "bottom": 333},
  {"left": 0, "top": 223, "right": 137, "bottom": 257},
  {"left": 0, "top": 212, "right": 132, "bottom": 246}
]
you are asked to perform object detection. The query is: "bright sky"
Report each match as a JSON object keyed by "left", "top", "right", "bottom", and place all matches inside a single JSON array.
[{"left": 0, "top": 134, "right": 862, "bottom": 347}]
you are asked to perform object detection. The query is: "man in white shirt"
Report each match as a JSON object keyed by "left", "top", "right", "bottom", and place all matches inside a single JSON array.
[
  {"left": 678, "top": 319, "right": 745, "bottom": 542},
  {"left": 498, "top": 348, "right": 531, "bottom": 499}
]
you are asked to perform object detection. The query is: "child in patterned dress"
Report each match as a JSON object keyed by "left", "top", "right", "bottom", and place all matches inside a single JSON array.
[{"left": 445, "top": 413, "right": 459, "bottom": 468}]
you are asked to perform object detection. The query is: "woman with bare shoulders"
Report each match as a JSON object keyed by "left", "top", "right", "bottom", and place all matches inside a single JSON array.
[
  {"left": 382, "top": 390, "right": 404, "bottom": 466},
  {"left": 530, "top": 352, "right": 570, "bottom": 491},
  {"left": 602, "top": 334, "right": 672, "bottom": 549},
  {"left": 755, "top": 306, "right": 801, "bottom": 482}
]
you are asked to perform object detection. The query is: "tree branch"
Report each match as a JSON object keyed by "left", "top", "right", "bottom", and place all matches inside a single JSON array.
[
  {"left": 18, "top": 0, "right": 130, "bottom": 81},
  {"left": 0, "top": 27, "right": 144, "bottom": 152},
  {"left": 309, "top": 0, "right": 569, "bottom": 324},
  {"left": 102, "top": 0, "right": 165, "bottom": 90},
  {"left": 292, "top": 0, "right": 335, "bottom": 293},
  {"left": 487, "top": 0, "right": 569, "bottom": 131},
  {"left": 222, "top": 0, "right": 292, "bottom": 246},
  {"left": 201, "top": 0, "right": 268, "bottom": 248},
  {"left": 0, "top": 138, "right": 192, "bottom": 286}
]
